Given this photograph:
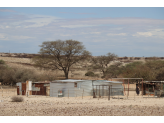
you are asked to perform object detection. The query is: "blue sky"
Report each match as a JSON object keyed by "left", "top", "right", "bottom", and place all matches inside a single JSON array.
[{"left": 0, "top": 4, "right": 164, "bottom": 57}]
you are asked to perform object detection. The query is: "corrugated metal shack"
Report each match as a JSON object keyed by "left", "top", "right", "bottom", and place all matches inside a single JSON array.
[
  {"left": 50, "top": 79, "right": 124, "bottom": 97},
  {"left": 50, "top": 79, "right": 93, "bottom": 97},
  {"left": 143, "top": 81, "right": 164, "bottom": 97},
  {"left": 16, "top": 81, "right": 50, "bottom": 96}
]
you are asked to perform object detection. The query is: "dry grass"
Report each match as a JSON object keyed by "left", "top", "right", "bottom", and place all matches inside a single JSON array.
[
  {"left": 0, "top": 91, "right": 164, "bottom": 116},
  {"left": 0, "top": 56, "right": 148, "bottom": 80}
]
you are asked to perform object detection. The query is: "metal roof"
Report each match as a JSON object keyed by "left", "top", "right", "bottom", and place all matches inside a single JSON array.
[
  {"left": 111, "top": 78, "right": 143, "bottom": 79},
  {"left": 51, "top": 79, "right": 88, "bottom": 83},
  {"left": 144, "top": 81, "right": 164, "bottom": 83},
  {"left": 32, "top": 81, "right": 50, "bottom": 83},
  {"left": 51, "top": 79, "right": 122, "bottom": 84},
  {"left": 93, "top": 80, "right": 123, "bottom": 84}
]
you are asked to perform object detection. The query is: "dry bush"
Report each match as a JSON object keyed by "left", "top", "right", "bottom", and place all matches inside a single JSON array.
[{"left": 11, "top": 96, "right": 24, "bottom": 102}]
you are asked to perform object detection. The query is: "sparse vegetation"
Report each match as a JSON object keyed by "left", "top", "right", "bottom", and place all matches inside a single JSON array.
[
  {"left": 90, "top": 52, "right": 118, "bottom": 78},
  {"left": 1, "top": 51, "right": 164, "bottom": 82},
  {"left": 11, "top": 96, "right": 24, "bottom": 102},
  {"left": 0, "top": 59, "right": 5, "bottom": 64}
]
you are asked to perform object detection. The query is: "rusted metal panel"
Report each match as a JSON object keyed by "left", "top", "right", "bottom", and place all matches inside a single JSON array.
[
  {"left": 22, "top": 83, "right": 26, "bottom": 90},
  {"left": 32, "top": 83, "right": 47, "bottom": 95},
  {"left": 22, "top": 83, "right": 26, "bottom": 95},
  {"left": 17, "top": 87, "right": 19, "bottom": 95}
]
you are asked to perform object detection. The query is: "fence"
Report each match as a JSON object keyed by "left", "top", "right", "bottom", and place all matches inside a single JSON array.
[
  {"left": 92, "top": 85, "right": 124, "bottom": 99},
  {"left": 0, "top": 87, "right": 17, "bottom": 97}
]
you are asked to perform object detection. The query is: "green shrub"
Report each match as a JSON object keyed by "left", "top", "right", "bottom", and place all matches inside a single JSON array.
[
  {"left": 0, "top": 60, "right": 5, "bottom": 64},
  {"left": 85, "top": 71, "right": 95, "bottom": 77},
  {"left": 11, "top": 96, "right": 24, "bottom": 102}
]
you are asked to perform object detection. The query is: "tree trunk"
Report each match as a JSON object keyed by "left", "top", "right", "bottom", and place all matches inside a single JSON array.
[{"left": 64, "top": 70, "right": 69, "bottom": 79}]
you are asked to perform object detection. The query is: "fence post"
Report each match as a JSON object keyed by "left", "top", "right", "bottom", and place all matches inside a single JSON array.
[
  {"left": 99, "top": 85, "right": 100, "bottom": 98},
  {"left": 108, "top": 86, "right": 110, "bottom": 100},
  {"left": 1, "top": 87, "right": 2, "bottom": 97},
  {"left": 68, "top": 89, "right": 69, "bottom": 99},
  {"left": 76, "top": 89, "right": 77, "bottom": 98},
  {"left": 82, "top": 89, "right": 84, "bottom": 99}
]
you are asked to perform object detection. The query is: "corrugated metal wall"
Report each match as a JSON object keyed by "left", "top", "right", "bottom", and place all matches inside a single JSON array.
[
  {"left": 50, "top": 80, "right": 93, "bottom": 97},
  {"left": 50, "top": 80, "right": 124, "bottom": 97},
  {"left": 32, "top": 83, "right": 47, "bottom": 95},
  {"left": 50, "top": 82, "right": 75, "bottom": 97},
  {"left": 78, "top": 81, "right": 93, "bottom": 96}
]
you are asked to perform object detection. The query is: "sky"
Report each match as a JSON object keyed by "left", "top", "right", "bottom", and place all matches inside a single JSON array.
[{"left": 0, "top": 1, "right": 164, "bottom": 57}]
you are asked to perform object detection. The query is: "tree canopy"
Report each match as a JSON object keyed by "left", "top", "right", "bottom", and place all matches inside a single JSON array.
[
  {"left": 32, "top": 40, "right": 91, "bottom": 79},
  {"left": 90, "top": 52, "right": 118, "bottom": 78}
]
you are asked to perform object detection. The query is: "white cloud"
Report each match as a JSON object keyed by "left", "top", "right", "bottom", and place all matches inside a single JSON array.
[
  {"left": 5, "top": 26, "right": 10, "bottom": 28},
  {"left": 90, "top": 32, "right": 101, "bottom": 34},
  {"left": 133, "top": 28, "right": 164, "bottom": 38},
  {"left": 61, "top": 18, "right": 164, "bottom": 26},
  {"left": 12, "top": 35, "right": 35, "bottom": 40},
  {"left": 0, "top": 33, "right": 8, "bottom": 40},
  {"left": 23, "top": 15, "right": 61, "bottom": 28},
  {"left": 107, "top": 33, "right": 127, "bottom": 36},
  {"left": 133, "top": 32, "right": 153, "bottom": 37},
  {"left": 60, "top": 24, "right": 97, "bottom": 28}
]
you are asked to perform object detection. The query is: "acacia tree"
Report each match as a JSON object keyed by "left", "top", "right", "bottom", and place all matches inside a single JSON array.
[
  {"left": 32, "top": 40, "right": 91, "bottom": 79},
  {"left": 90, "top": 53, "right": 118, "bottom": 78}
]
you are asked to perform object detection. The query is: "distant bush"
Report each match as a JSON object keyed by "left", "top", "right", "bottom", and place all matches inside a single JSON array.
[
  {"left": 11, "top": 96, "right": 24, "bottom": 102},
  {"left": 85, "top": 71, "right": 95, "bottom": 77},
  {"left": 0, "top": 60, "right": 5, "bottom": 64}
]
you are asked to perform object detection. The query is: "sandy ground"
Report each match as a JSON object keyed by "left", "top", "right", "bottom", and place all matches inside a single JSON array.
[{"left": 0, "top": 89, "right": 164, "bottom": 116}]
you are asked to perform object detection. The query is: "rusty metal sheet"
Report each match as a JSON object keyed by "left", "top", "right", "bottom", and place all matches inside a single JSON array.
[
  {"left": 17, "top": 87, "right": 19, "bottom": 95},
  {"left": 22, "top": 83, "right": 26, "bottom": 95},
  {"left": 22, "top": 83, "right": 26, "bottom": 90}
]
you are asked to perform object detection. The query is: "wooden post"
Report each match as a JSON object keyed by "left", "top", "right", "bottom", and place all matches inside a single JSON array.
[
  {"left": 99, "top": 85, "right": 100, "bottom": 98},
  {"left": 160, "top": 82, "right": 162, "bottom": 98},
  {"left": 76, "top": 89, "right": 77, "bottom": 98},
  {"left": 148, "top": 83, "right": 149, "bottom": 97},
  {"left": 96, "top": 85, "right": 97, "bottom": 96},
  {"left": 105, "top": 86, "right": 107, "bottom": 96},
  {"left": 128, "top": 79, "right": 129, "bottom": 96},
  {"left": 154, "top": 83, "right": 155, "bottom": 97},
  {"left": 68, "top": 89, "right": 69, "bottom": 99},
  {"left": 82, "top": 89, "right": 84, "bottom": 99},
  {"left": 142, "top": 79, "right": 143, "bottom": 96},
  {"left": 108, "top": 86, "right": 110, "bottom": 100},
  {"left": 102, "top": 85, "right": 104, "bottom": 98},
  {"left": 1, "top": 87, "right": 3, "bottom": 97},
  {"left": 123, "top": 79, "right": 126, "bottom": 95}
]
